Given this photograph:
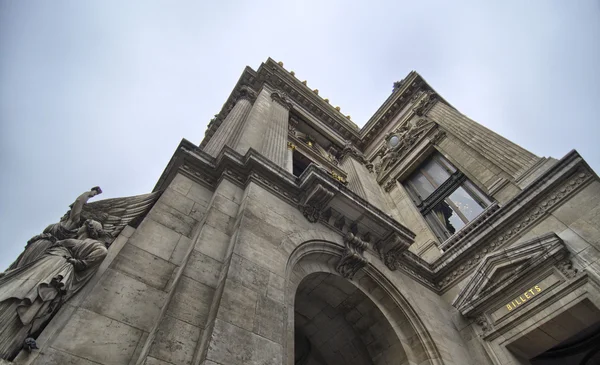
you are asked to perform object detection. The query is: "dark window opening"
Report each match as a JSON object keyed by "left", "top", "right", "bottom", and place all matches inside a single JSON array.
[
  {"left": 293, "top": 150, "right": 313, "bottom": 177},
  {"left": 404, "top": 153, "right": 491, "bottom": 242}
]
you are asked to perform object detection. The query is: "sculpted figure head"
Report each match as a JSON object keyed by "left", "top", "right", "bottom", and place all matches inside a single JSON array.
[{"left": 77, "top": 219, "right": 104, "bottom": 239}]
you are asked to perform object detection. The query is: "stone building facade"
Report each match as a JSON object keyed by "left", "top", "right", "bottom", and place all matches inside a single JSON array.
[{"left": 8, "top": 58, "right": 600, "bottom": 364}]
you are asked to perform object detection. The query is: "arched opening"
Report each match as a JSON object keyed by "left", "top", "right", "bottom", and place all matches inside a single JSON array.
[
  {"left": 294, "top": 272, "right": 407, "bottom": 365},
  {"left": 282, "top": 236, "right": 443, "bottom": 365}
]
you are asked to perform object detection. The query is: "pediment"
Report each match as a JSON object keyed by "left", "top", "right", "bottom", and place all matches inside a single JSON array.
[{"left": 452, "top": 232, "right": 569, "bottom": 317}]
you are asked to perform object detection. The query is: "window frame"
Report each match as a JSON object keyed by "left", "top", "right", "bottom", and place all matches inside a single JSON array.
[{"left": 403, "top": 153, "right": 491, "bottom": 242}]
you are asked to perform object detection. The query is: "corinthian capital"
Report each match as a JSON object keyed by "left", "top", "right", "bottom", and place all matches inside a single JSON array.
[
  {"left": 271, "top": 90, "right": 292, "bottom": 110},
  {"left": 236, "top": 85, "right": 257, "bottom": 103}
]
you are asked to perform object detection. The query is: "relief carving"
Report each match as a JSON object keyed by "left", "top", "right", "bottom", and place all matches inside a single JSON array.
[
  {"left": 336, "top": 232, "right": 369, "bottom": 279},
  {"left": 299, "top": 184, "right": 334, "bottom": 223},
  {"left": 557, "top": 259, "right": 578, "bottom": 279},
  {"left": 0, "top": 187, "right": 160, "bottom": 360}
]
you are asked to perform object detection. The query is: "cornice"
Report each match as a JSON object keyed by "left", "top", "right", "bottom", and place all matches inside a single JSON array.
[{"left": 199, "top": 60, "right": 449, "bottom": 154}]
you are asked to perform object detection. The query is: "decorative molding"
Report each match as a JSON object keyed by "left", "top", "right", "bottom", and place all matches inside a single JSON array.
[
  {"left": 336, "top": 232, "right": 369, "bottom": 279},
  {"left": 557, "top": 259, "right": 578, "bottom": 279},
  {"left": 375, "top": 232, "right": 411, "bottom": 271},
  {"left": 412, "top": 91, "right": 438, "bottom": 117},
  {"left": 437, "top": 168, "right": 591, "bottom": 291},
  {"left": 340, "top": 140, "right": 368, "bottom": 164},
  {"left": 299, "top": 183, "right": 335, "bottom": 223},
  {"left": 475, "top": 315, "right": 491, "bottom": 335},
  {"left": 452, "top": 232, "right": 569, "bottom": 317},
  {"left": 237, "top": 85, "right": 257, "bottom": 103},
  {"left": 271, "top": 90, "right": 292, "bottom": 110}
]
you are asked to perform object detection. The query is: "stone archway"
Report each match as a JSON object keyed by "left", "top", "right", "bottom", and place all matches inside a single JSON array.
[
  {"left": 294, "top": 272, "right": 407, "bottom": 364},
  {"left": 282, "top": 234, "right": 444, "bottom": 365}
]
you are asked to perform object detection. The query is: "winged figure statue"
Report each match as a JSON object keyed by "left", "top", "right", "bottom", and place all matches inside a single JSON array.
[{"left": 0, "top": 187, "right": 160, "bottom": 360}]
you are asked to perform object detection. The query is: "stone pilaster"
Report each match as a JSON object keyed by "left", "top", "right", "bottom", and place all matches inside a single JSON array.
[
  {"left": 260, "top": 91, "right": 292, "bottom": 169},
  {"left": 340, "top": 143, "right": 388, "bottom": 211},
  {"left": 203, "top": 86, "right": 256, "bottom": 157}
]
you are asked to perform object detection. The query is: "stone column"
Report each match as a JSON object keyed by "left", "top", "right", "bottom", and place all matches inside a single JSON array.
[
  {"left": 286, "top": 142, "right": 295, "bottom": 174},
  {"left": 260, "top": 91, "right": 292, "bottom": 169},
  {"left": 203, "top": 86, "right": 256, "bottom": 157},
  {"left": 233, "top": 86, "right": 273, "bottom": 156}
]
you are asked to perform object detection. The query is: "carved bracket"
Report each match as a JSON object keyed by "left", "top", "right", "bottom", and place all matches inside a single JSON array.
[
  {"left": 336, "top": 232, "right": 369, "bottom": 279},
  {"left": 376, "top": 232, "right": 412, "bottom": 271},
  {"left": 299, "top": 183, "right": 335, "bottom": 223}
]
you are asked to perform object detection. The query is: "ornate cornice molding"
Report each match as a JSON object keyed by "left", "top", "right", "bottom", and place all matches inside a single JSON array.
[
  {"left": 271, "top": 90, "right": 292, "bottom": 110},
  {"left": 237, "top": 85, "right": 257, "bottom": 103}
]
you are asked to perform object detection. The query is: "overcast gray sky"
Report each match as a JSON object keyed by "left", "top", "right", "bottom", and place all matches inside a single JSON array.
[{"left": 1, "top": 1, "right": 599, "bottom": 270}]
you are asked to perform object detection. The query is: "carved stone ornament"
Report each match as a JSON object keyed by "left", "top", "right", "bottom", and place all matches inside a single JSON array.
[
  {"left": 0, "top": 187, "right": 160, "bottom": 361},
  {"left": 336, "top": 232, "right": 369, "bottom": 279},
  {"left": 376, "top": 232, "right": 411, "bottom": 271},
  {"left": 271, "top": 90, "right": 292, "bottom": 110},
  {"left": 340, "top": 140, "right": 367, "bottom": 164},
  {"left": 557, "top": 259, "right": 578, "bottom": 279},
  {"left": 412, "top": 90, "right": 437, "bottom": 117},
  {"left": 475, "top": 315, "right": 491, "bottom": 335},
  {"left": 430, "top": 129, "right": 446, "bottom": 145},
  {"left": 384, "top": 179, "right": 397, "bottom": 192},
  {"left": 236, "top": 85, "right": 257, "bottom": 103},
  {"left": 299, "top": 183, "right": 335, "bottom": 223}
]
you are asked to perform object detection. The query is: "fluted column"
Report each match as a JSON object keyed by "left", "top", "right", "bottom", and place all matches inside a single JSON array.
[
  {"left": 203, "top": 86, "right": 256, "bottom": 157},
  {"left": 286, "top": 142, "right": 295, "bottom": 173},
  {"left": 260, "top": 91, "right": 292, "bottom": 168}
]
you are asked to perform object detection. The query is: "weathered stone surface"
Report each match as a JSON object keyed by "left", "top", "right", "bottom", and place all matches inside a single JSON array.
[
  {"left": 149, "top": 202, "right": 198, "bottom": 238},
  {"left": 206, "top": 319, "right": 282, "bottom": 365},
  {"left": 182, "top": 250, "right": 221, "bottom": 288},
  {"left": 149, "top": 315, "right": 201, "bottom": 365},
  {"left": 53, "top": 308, "right": 142, "bottom": 364},
  {"left": 81, "top": 268, "right": 166, "bottom": 332},
  {"left": 167, "top": 275, "right": 215, "bottom": 328},
  {"left": 217, "top": 279, "right": 258, "bottom": 331},
  {"left": 129, "top": 218, "right": 182, "bottom": 261},
  {"left": 112, "top": 243, "right": 177, "bottom": 290},
  {"left": 195, "top": 224, "right": 231, "bottom": 263}
]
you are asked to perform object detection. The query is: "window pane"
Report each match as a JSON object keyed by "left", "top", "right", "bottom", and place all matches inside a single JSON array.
[
  {"left": 408, "top": 172, "right": 435, "bottom": 199},
  {"left": 422, "top": 159, "right": 451, "bottom": 187},
  {"left": 447, "top": 186, "right": 485, "bottom": 222},
  {"left": 428, "top": 201, "right": 465, "bottom": 236}
]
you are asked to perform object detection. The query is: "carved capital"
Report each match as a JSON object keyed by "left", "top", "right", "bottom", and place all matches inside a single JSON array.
[
  {"left": 336, "top": 232, "right": 369, "bottom": 279},
  {"left": 271, "top": 90, "right": 292, "bottom": 110},
  {"left": 340, "top": 140, "right": 367, "bottom": 164},
  {"left": 299, "top": 184, "right": 334, "bottom": 223},
  {"left": 236, "top": 85, "right": 257, "bottom": 103}
]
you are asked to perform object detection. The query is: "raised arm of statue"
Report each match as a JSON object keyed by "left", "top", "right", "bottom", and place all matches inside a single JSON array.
[{"left": 64, "top": 187, "right": 102, "bottom": 230}]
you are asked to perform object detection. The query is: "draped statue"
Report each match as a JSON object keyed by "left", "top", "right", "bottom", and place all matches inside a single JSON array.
[{"left": 0, "top": 187, "right": 160, "bottom": 360}]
